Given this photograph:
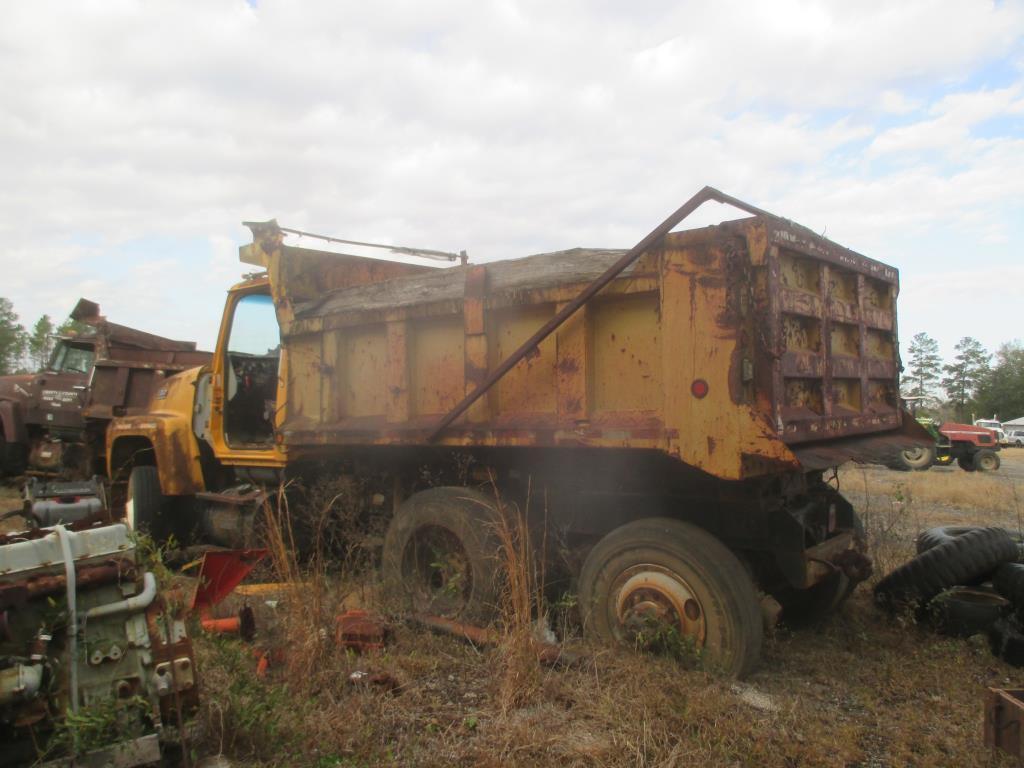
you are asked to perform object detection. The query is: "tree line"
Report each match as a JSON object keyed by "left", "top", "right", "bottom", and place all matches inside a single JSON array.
[
  {"left": 904, "top": 332, "right": 1024, "bottom": 424},
  {"left": 0, "top": 297, "right": 85, "bottom": 375}
]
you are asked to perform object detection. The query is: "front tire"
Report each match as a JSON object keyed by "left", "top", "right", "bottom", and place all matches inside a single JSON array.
[
  {"left": 578, "top": 518, "right": 762, "bottom": 678},
  {"left": 974, "top": 449, "right": 1000, "bottom": 472},
  {"left": 126, "top": 465, "right": 166, "bottom": 538}
]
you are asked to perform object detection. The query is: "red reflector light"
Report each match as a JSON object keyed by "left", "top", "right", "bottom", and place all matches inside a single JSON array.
[{"left": 691, "top": 379, "right": 709, "bottom": 399}]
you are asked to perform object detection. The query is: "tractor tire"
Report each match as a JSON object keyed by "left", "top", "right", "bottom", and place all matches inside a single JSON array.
[
  {"left": 918, "top": 526, "right": 1024, "bottom": 555},
  {"left": 974, "top": 449, "right": 1001, "bottom": 472},
  {"left": 382, "top": 486, "right": 504, "bottom": 623},
  {"left": 578, "top": 518, "right": 762, "bottom": 678},
  {"left": 957, "top": 456, "right": 977, "bottom": 472},
  {"left": 898, "top": 445, "right": 935, "bottom": 471},
  {"left": 993, "top": 562, "right": 1024, "bottom": 616},
  {"left": 990, "top": 617, "right": 1024, "bottom": 667},
  {"left": 929, "top": 586, "right": 1009, "bottom": 637},
  {"left": 874, "top": 527, "right": 1019, "bottom": 609},
  {"left": 126, "top": 465, "right": 167, "bottom": 539}
]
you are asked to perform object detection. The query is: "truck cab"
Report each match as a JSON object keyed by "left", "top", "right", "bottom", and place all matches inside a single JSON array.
[
  {"left": 0, "top": 336, "right": 96, "bottom": 474},
  {"left": 0, "top": 300, "right": 211, "bottom": 482}
]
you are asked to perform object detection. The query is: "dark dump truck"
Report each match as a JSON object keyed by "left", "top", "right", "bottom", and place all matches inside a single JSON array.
[
  {"left": 107, "top": 188, "right": 932, "bottom": 677},
  {"left": 0, "top": 299, "right": 210, "bottom": 483}
]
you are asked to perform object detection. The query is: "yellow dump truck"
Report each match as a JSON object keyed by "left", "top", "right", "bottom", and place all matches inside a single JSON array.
[{"left": 107, "top": 187, "right": 928, "bottom": 676}]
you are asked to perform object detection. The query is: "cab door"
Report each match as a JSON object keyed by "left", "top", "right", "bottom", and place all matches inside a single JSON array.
[{"left": 208, "top": 286, "right": 286, "bottom": 468}]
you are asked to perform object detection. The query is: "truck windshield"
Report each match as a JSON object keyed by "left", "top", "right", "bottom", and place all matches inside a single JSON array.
[{"left": 49, "top": 342, "right": 95, "bottom": 374}]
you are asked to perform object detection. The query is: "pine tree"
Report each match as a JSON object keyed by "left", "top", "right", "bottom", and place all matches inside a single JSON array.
[
  {"left": 905, "top": 332, "right": 941, "bottom": 399},
  {"left": 974, "top": 342, "right": 1024, "bottom": 421},
  {"left": 0, "top": 298, "right": 27, "bottom": 375},
  {"left": 941, "top": 337, "right": 990, "bottom": 420},
  {"left": 27, "top": 314, "right": 55, "bottom": 371}
]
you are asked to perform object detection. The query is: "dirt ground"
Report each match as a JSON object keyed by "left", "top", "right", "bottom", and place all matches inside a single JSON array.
[{"left": 5, "top": 454, "right": 1024, "bottom": 766}]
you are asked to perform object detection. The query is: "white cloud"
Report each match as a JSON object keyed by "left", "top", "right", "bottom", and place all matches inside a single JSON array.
[{"left": 0, "top": 0, "right": 1021, "bottom": 358}]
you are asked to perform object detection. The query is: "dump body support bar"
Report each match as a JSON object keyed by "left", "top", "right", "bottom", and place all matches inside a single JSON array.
[{"left": 428, "top": 186, "right": 774, "bottom": 441}]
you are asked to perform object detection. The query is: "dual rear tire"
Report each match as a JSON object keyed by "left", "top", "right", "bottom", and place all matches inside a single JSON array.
[{"left": 382, "top": 490, "right": 763, "bottom": 677}]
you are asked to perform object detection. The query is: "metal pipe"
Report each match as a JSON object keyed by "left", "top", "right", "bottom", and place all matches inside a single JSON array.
[
  {"left": 427, "top": 186, "right": 776, "bottom": 440},
  {"left": 276, "top": 225, "right": 465, "bottom": 263},
  {"left": 84, "top": 572, "right": 157, "bottom": 620},
  {"left": 55, "top": 525, "right": 79, "bottom": 715}
]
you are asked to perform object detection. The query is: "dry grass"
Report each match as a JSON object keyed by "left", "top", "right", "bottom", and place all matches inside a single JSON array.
[
  {"left": 188, "top": 457, "right": 1024, "bottom": 767},
  {"left": 0, "top": 483, "right": 23, "bottom": 534}
]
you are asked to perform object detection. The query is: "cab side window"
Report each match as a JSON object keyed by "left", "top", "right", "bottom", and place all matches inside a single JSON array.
[{"left": 224, "top": 293, "right": 280, "bottom": 447}]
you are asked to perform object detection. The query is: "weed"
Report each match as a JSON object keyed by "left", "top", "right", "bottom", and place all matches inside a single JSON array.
[
  {"left": 44, "top": 695, "right": 151, "bottom": 760},
  {"left": 631, "top": 613, "right": 703, "bottom": 668},
  {"left": 487, "top": 474, "right": 548, "bottom": 713}
]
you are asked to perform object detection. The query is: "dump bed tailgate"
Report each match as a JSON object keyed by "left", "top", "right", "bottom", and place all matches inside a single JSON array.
[{"left": 751, "top": 219, "right": 901, "bottom": 443}]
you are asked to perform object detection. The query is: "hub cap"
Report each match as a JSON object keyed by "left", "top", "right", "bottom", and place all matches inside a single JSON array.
[{"left": 611, "top": 564, "right": 706, "bottom": 651}]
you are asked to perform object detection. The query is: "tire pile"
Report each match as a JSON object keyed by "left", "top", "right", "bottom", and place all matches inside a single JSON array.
[{"left": 874, "top": 525, "right": 1024, "bottom": 665}]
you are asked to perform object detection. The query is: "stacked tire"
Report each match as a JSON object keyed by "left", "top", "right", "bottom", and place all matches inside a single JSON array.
[{"left": 874, "top": 525, "right": 1024, "bottom": 664}]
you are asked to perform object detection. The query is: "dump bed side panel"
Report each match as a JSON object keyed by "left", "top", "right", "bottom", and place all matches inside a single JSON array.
[{"left": 274, "top": 236, "right": 799, "bottom": 480}]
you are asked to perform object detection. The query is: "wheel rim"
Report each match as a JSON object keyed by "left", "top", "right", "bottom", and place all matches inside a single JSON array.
[
  {"left": 609, "top": 564, "right": 707, "bottom": 653},
  {"left": 401, "top": 525, "right": 472, "bottom": 616},
  {"left": 902, "top": 447, "right": 927, "bottom": 462},
  {"left": 979, "top": 454, "right": 997, "bottom": 471}
]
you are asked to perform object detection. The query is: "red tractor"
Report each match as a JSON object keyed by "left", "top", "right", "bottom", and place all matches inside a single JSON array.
[{"left": 897, "top": 420, "right": 1001, "bottom": 472}]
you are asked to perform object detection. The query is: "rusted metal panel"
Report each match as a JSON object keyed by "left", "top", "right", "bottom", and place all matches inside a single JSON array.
[
  {"left": 490, "top": 304, "right": 558, "bottom": 416},
  {"left": 409, "top": 317, "right": 465, "bottom": 417},
  {"left": 985, "top": 688, "right": 1024, "bottom": 759},
  {"left": 556, "top": 302, "right": 589, "bottom": 422},
  {"left": 106, "top": 369, "right": 208, "bottom": 494},
  {"left": 385, "top": 321, "right": 411, "bottom": 423}
]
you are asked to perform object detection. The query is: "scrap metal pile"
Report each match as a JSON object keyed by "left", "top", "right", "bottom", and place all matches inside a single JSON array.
[
  {"left": 0, "top": 521, "right": 198, "bottom": 767},
  {"left": 874, "top": 525, "right": 1024, "bottom": 664}
]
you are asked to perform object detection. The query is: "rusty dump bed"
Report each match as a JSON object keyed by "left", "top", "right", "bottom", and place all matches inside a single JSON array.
[
  {"left": 71, "top": 301, "right": 213, "bottom": 420},
  {"left": 249, "top": 205, "right": 923, "bottom": 482}
]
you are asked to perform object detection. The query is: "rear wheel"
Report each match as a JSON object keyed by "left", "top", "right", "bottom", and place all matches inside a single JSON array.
[
  {"left": 899, "top": 445, "right": 935, "bottom": 471},
  {"left": 974, "top": 449, "right": 1000, "bottom": 472},
  {"left": 382, "top": 487, "right": 504, "bottom": 622},
  {"left": 578, "top": 518, "right": 762, "bottom": 678}
]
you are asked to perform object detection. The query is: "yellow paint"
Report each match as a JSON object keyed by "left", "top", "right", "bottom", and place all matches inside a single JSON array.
[{"left": 490, "top": 304, "right": 557, "bottom": 415}]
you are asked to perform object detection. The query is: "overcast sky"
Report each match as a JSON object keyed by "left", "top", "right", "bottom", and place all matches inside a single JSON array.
[{"left": 1, "top": 0, "right": 1022, "bottom": 366}]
